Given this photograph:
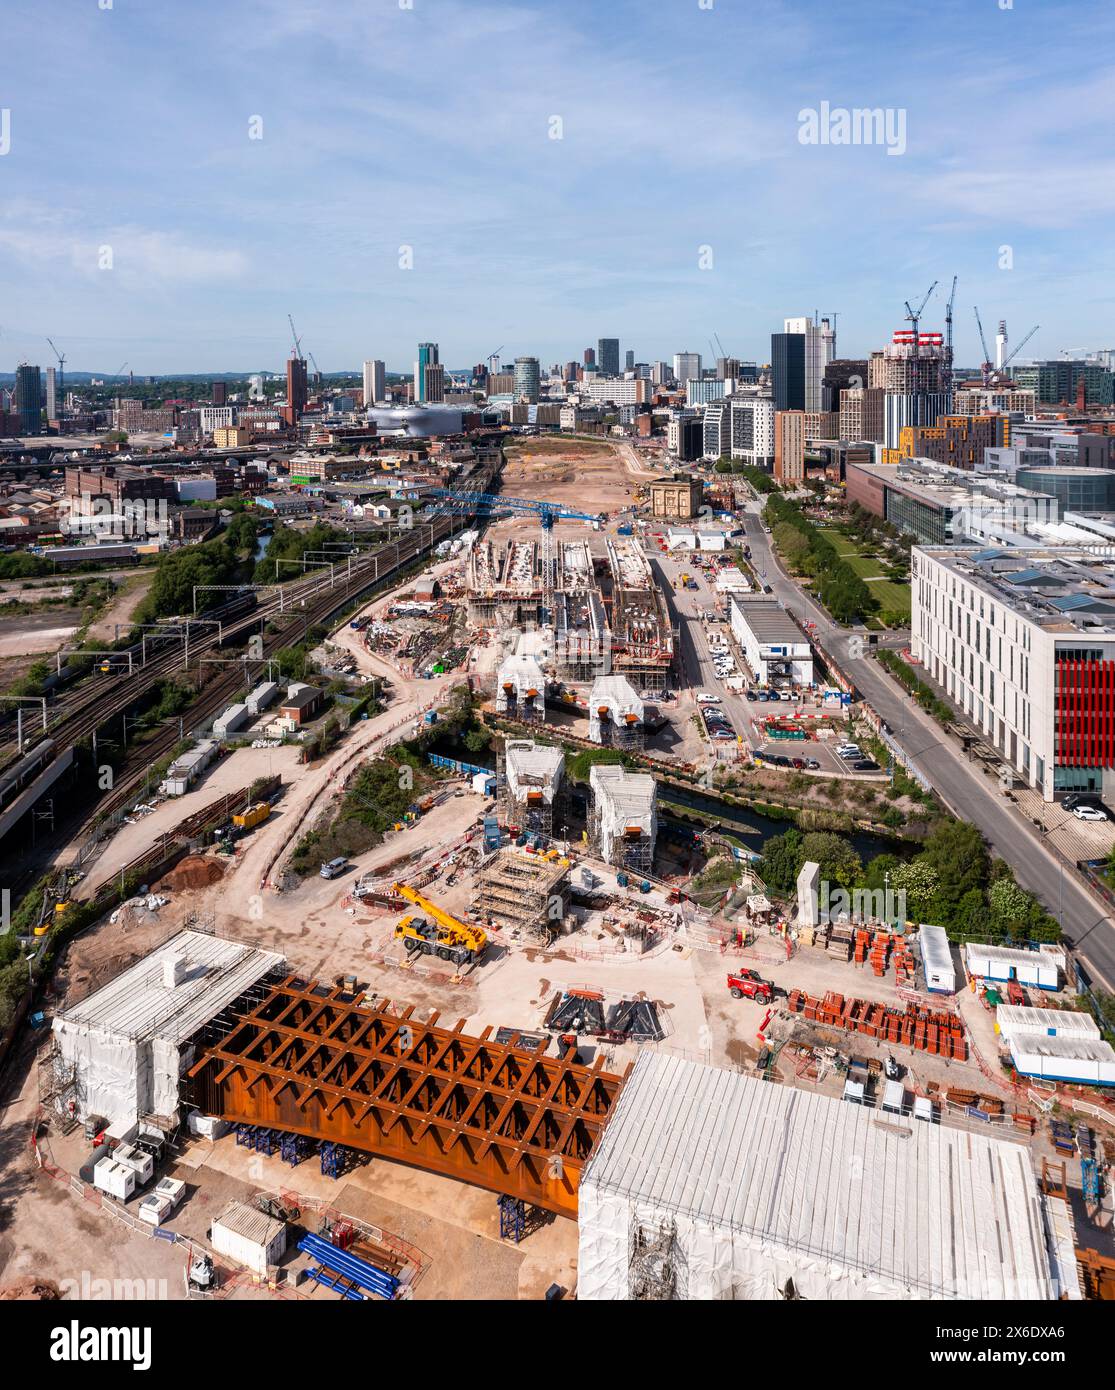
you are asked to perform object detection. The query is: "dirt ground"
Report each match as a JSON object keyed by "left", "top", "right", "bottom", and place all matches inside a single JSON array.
[
  {"left": 84, "top": 571, "right": 155, "bottom": 647},
  {"left": 502, "top": 437, "right": 639, "bottom": 513}
]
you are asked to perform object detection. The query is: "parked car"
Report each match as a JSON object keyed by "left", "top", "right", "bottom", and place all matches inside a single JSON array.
[
  {"left": 745, "top": 690, "right": 758, "bottom": 702},
  {"left": 697, "top": 692, "right": 721, "bottom": 704},
  {"left": 805, "top": 758, "right": 821, "bottom": 770},
  {"left": 851, "top": 758, "right": 880, "bottom": 771},
  {"left": 791, "top": 757, "right": 805, "bottom": 770},
  {"left": 1073, "top": 805, "right": 1108, "bottom": 822}
]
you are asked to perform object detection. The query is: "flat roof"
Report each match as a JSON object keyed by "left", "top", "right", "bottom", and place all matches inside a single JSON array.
[
  {"left": 55, "top": 930, "right": 285, "bottom": 1044},
  {"left": 582, "top": 1052, "right": 1054, "bottom": 1300},
  {"left": 729, "top": 597, "right": 808, "bottom": 645},
  {"left": 918, "top": 923, "right": 954, "bottom": 975},
  {"left": 995, "top": 1005, "right": 1099, "bottom": 1038},
  {"left": 920, "top": 547, "right": 1115, "bottom": 635}
]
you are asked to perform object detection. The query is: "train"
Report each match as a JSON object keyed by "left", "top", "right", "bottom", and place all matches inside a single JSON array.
[{"left": 0, "top": 737, "right": 59, "bottom": 815}]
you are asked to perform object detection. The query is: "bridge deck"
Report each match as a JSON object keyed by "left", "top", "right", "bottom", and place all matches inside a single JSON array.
[{"left": 187, "top": 976, "right": 628, "bottom": 1218}]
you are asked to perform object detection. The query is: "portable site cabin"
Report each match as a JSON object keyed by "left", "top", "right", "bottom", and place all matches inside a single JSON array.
[
  {"left": 994, "top": 1005, "right": 1100, "bottom": 1046},
  {"left": 964, "top": 943, "right": 1060, "bottom": 991},
  {"left": 1007, "top": 1034, "right": 1115, "bottom": 1086},
  {"left": 211, "top": 1200, "right": 287, "bottom": 1275},
  {"left": 918, "top": 924, "right": 955, "bottom": 994}
]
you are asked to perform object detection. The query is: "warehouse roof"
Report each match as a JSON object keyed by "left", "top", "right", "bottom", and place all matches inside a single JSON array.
[
  {"left": 55, "top": 930, "right": 285, "bottom": 1044},
  {"left": 729, "top": 597, "right": 808, "bottom": 646},
  {"left": 581, "top": 1052, "right": 1054, "bottom": 1300}
]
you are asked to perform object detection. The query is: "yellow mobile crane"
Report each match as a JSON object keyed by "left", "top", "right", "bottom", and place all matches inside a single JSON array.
[{"left": 391, "top": 883, "right": 488, "bottom": 967}]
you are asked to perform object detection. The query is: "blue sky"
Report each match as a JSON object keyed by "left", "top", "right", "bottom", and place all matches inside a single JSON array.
[{"left": 2, "top": 0, "right": 1114, "bottom": 374}]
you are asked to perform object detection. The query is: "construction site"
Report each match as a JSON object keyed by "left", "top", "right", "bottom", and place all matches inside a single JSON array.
[{"left": 2, "top": 442, "right": 1114, "bottom": 1311}]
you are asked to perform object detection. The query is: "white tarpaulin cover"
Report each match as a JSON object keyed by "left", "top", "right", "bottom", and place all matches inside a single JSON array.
[
  {"left": 52, "top": 930, "right": 285, "bottom": 1128},
  {"left": 577, "top": 1053, "right": 1056, "bottom": 1301}
]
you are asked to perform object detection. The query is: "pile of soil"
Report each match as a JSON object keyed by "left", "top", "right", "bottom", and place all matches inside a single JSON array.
[
  {"left": 0, "top": 1278, "right": 61, "bottom": 1300},
  {"left": 155, "top": 855, "right": 225, "bottom": 892}
]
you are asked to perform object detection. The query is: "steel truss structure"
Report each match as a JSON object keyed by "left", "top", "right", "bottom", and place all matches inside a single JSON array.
[{"left": 188, "top": 977, "right": 627, "bottom": 1218}]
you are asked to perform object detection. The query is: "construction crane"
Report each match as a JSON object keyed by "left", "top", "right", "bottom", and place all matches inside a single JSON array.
[
  {"left": 974, "top": 306, "right": 994, "bottom": 384},
  {"left": 428, "top": 488, "right": 604, "bottom": 622},
  {"left": 46, "top": 337, "right": 65, "bottom": 417},
  {"left": 391, "top": 883, "right": 488, "bottom": 966},
  {"left": 287, "top": 314, "right": 303, "bottom": 359},
  {"left": 904, "top": 282, "right": 937, "bottom": 361},
  {"left": 308, "top": 350, "right": 323, "bottom": 385},
  {"left": 487, "top": 345, "right": 503, "bottom": 375},
  {"left": 974, "top": 307, "right": 1038, "bottom": 385},
  {"left": 943, "top": 276, "right": 957, "bottom": 392}
]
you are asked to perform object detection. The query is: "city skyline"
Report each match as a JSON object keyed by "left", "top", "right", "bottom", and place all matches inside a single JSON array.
[{"left": 2, "top": 0, "right": 1115, "bottom": 373}]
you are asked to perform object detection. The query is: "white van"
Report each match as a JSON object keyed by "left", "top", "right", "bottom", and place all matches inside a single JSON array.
[{"left": 697, "top": 692, "right": 721, "bottom": 704}]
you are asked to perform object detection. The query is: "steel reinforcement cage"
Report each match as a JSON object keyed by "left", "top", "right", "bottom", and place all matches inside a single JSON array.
[{"left": 187, "top": 977, "right": 627, "bottom": 1218}]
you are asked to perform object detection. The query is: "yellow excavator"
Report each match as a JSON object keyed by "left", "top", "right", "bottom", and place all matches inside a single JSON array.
[{"left": 391, "top": 882, "right": 488, "bottom": 967}]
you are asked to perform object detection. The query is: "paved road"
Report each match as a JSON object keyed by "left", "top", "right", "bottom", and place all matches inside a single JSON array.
[{"left": 740, "top": 502, "right": 1115, "bottom": 990}]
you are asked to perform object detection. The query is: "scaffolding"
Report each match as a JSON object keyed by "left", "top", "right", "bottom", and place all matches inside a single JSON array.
[
  {"left": 37, "top": 1040, "right": 79, "bottom": 1133},
  {"left": 589, "top": 764, "right": 657, "bottom": 876},
  {"left": 588, "top": 675, "right": 645, "bottom": 751},
  {"left": 497, "top": 741, "right": 566, "bottom": 843},
  {"left": 473, "top": 847, "right": 571, "bottom": 940},
  {"left": 629, "top": 1218, "right": 687, "bottom": 1301}
]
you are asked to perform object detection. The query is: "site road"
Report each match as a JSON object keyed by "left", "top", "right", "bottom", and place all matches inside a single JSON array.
[{"left": 740, "top": 499, "right": 1115, "bottom": 991}]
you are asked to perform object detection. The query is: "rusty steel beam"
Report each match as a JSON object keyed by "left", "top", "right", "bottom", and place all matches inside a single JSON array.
[{"left": 187, "top": 976, "right": 628, "bottom": 1218}]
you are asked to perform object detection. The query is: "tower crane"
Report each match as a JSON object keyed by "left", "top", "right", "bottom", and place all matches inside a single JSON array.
[
  {"left": 287, "top": 314, "right": 303, "bottom": 359},
  {"left": 904, "top": 282, "right": 937, "bottom": 362},
  {"left": 974, "top": 306, "right": 994, "bottom": 384},
  {"left": 943, "top": 276, "right": 957, "bottom": 391},
  {"left": 487, "top": 345, "right": 503, "bottom": 375},
  {"left": 46, "top": 337, "right": 66, "bottom": 417},
  {"left": 991, "top": 325, "right": 1039, "bottom": 384},
  {"left": 974, "top": 308, "right": 1038, "bottom": 385}
]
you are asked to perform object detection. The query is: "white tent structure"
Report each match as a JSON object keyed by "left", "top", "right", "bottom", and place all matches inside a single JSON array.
[
  {"left": 51, "top": 931, "right": 285, "bottom": 1129},
  {"left": 589, "top": 764, "right": 657, "bottom": 873},
  {"left": 587, "top": 674, "right": 644, "bottom": 745},
  {"left": 578, "top": 1053, "right": 1065, "bottom": 1301},
  {"left": 495, "top": 651, "right": 546, "bottom": 721}
]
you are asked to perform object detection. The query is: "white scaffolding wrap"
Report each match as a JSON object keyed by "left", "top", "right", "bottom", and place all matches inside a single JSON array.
[{"left": 578, "top": 1053, "right": 1057, "bottom": 1301}]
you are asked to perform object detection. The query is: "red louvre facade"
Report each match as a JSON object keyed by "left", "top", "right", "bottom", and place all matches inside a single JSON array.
[{"left": 1056, "top": 658, "right": 1115, "bottom": 766}]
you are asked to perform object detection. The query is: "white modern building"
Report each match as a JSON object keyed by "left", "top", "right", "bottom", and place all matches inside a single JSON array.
[
  {"left": 729, "top": 597, "right": 813, "bottom": 687},
  {"left": 729, "top": 395, "right": 775, "bottom": 468},
  {"left": 783, "top": 315, "right": 835, "bottom": 413},
  {"left": 50, "top": 931, "right": 285, "bottom": 1129},
  {"left": 578, "top": 1052, "right": 1072, "bottom": 1300},
  {"left": 362, "top": 358, "right": 386, "bottom": 405},
  {"left": 686, "top": 377, "right": 734, "bottom": 408},
  {"left": 912, "top": 546, "right": 1115, "bottom": 801},
  {"left": 673, "top": 351, "right": 701, "bottom": 387},
  {"left": 580, "top": 377, "right": 647, "bottom": 407}
]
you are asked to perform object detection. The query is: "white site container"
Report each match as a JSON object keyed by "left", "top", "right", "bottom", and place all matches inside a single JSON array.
[
  {"left": 210, "top": 1200, "right": 287, "bottom": 1275},
  {"left": 881, "top": 1080, "right": 905, "bottom": 1115},
  {"left": 995, "top": 1005, "right": 1100, "bottom": 1045},
  {"left": 138, "top": 1194, "right": 173, "bottom": 1227},
  {"left": 93, "top": 1158, "right": 136, "bottom": 1202},
  {"left": 1008, "top": 1032, "right": 1115, "bottom": 1085},
  {"left": 918, "top": 924, "right": 955, "bottom": 994},
  {"left": 842, "top": 1078, "right": 866, "bottom": 1105},
  {"left": 913, "top": 1096, "right": 936, "bottom": 1123},
  {"left": 154, "top": 1176, "right": 186, "bottom": 1209},
  {"left": 964, "top": 943, "right": 1060, "bottom": 990},
  {"left": 113, "top": 1143, "right": 154, "bottom": 1185}
]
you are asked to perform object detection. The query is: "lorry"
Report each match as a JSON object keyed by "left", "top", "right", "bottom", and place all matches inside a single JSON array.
[
  {"left": 392, "top": 882, "right": 488, "bottom": 967},
  {"left": 726, "top": 967, "right": 773, "bottom": 1004}
]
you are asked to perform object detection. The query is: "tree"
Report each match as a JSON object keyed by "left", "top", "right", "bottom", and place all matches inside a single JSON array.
[
  {"left": 919, "top": 819, "right": 989, "bottom": 912},
  {"left": 891, "top": 860, "right": 940, "bottom": 917},
  {"left": 757, "top": 829, "right": 803, "bottom": 894},
  {"left": 800, "top": 831, "right": 861, "bottom": 889}
]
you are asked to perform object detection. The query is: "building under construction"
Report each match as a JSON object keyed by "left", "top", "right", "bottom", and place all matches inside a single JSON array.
[
  {"left": 473, "top": 846, "right": 572, "bottom": 940},
  {"left": 601, "top": 539, "right": 675, "bottom": 691},
  {"left": 589, "top": 764, "right": 658, "bottom": 876},
  {"left": 588, "top": 674, "right": 644, "bottom": 749},
  {"left": 466, "top": 538, "right": 543, "bottom": 628},
  {"left": 467, "top": 533, "right": 674, "bottom": 689},
  {"left": 495, "top": 649, "right": 547, "bottom": 723},
  {"left": 498, "top": 739, "right": 565, "bottom": 840}
]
